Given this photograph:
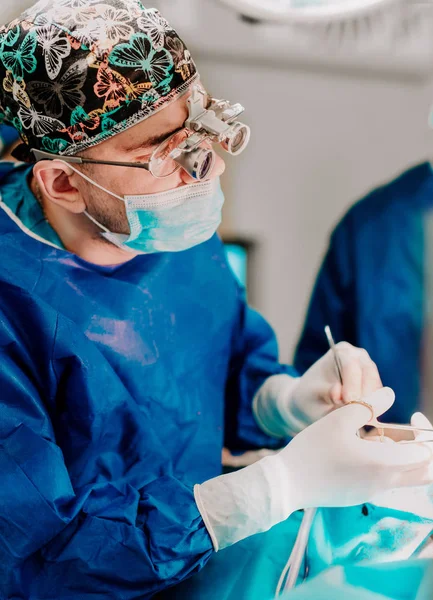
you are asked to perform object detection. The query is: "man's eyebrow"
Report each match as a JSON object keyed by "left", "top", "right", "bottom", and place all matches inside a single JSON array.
[{"left": 120, "top": 126, "right": 183, "bottom": 153}]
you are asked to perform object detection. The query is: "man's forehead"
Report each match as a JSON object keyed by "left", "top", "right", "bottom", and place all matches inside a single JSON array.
[
  {"left": 114, "top": 96, "right": 188, "bottom": 153},
  {"left": 114, "top": 83, "right": 209, "bottom": 153}
]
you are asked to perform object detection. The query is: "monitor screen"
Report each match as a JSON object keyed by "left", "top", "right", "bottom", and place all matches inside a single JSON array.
[{"left": 224, "top": 243, "right": 248, "bottom": 289}]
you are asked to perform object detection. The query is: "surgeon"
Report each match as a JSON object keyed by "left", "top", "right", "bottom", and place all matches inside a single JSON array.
[{"left": 0, "top": 1, "right": 431, "bottom": 598}]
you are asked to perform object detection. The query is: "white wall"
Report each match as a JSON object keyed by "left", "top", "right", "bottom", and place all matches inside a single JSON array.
[
  {"left": 204, "top": 61, "right": 433, "bottom": 361},
  {"left": 2, "top": 0, "right": 35, "bottom": 23},
  {"left": 154, "top": 0, "right": 433, "bottom": 360}
]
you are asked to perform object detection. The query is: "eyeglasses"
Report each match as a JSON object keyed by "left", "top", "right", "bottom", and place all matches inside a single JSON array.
[
  {"left": 32, "top": 85, "right": 251, "bottom": 182},
  {"left": 32, "top": 127, "right": 217, "bottom": 181}
]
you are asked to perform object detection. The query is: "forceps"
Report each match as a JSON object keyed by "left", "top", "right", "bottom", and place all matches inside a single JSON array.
[{"left": 324, "top": 326, "right": 433, "bottom": 443}]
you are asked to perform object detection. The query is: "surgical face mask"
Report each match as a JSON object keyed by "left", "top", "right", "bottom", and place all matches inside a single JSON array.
[{"left": 61, "top": 161, "right": 225, "bottom": 254}]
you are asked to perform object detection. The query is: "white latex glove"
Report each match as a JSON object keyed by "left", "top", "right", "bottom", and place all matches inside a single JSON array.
[
  {"left": 253, "top": 342, "right": 382, "bottom": 438},
  {"left": 369, "top": 412, "right": 433, "bottom": 520},
  {"left": 362, "top": 412, "right": 433, "bottom": 444},
  {"left": 411, "top": 412, "right": 433, "bottom": 443},
  {"left": 195, "top": 388, "right": 433, "bottom": 551}
]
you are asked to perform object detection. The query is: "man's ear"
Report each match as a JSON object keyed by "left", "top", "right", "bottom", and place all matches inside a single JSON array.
[{"left": 33, "top": 160, "right": 86, "bottom": 214}]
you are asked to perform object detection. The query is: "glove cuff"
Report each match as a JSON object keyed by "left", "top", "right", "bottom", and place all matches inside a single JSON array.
[
  {"left": 253, "top": 374, "right": 304, "bottom": 438},
  {"left": 194, "top": 454, "right": 294, "bottom": 551}
]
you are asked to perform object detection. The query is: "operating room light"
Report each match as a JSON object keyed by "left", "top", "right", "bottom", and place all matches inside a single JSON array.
[{"left": 216, "top": 0, "right": 404, "bottom": 23}]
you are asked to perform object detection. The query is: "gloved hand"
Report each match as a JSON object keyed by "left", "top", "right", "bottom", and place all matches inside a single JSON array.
[
  {"left": 411, "top": 412, "right": 433, "bottom": 443},
  {"left": 362, "top": 412, "right": 433, "bottom": 444},
  {"left": 195, "top": 388, "right": 433, "bottom": 551},
  {"left": 253, "top": 342, "right": 382, "bottom": 437}
]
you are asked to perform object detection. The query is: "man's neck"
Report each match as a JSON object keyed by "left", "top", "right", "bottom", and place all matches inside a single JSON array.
[{"left": 30, "top": 175, "right": 138, "bottom": 266}]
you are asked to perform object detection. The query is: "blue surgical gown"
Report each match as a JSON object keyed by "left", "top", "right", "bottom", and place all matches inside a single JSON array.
[
  {"left": 295, "top": 163, "right": 433, "bottom": 424},
  {"left": 0, "top": 162, "right": 295, "bottom": 599},
  {"left": 0, "top": 124, "right": 19, "bottom": 156}
]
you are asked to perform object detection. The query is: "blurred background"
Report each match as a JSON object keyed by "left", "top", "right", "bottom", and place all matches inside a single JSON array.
[
  {"left": 154, "top": 0, "right": 433, "bottom": 361},
  {"left": 3, "top": 0, "right": 433, "bottom": 363}
]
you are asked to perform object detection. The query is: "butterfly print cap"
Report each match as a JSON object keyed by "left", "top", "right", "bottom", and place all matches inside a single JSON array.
[{"left": 0, "top": 0, "right": 198, "bottom": 159}]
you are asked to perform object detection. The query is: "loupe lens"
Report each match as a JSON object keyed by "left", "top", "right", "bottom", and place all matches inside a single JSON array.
[
  {"left": 232, "top": 130, "right": 246, "bottom": 153},
  {"left": 199, "top": 152, "right": 214, "bottom": 180},
  {"left": 221, "top": 122, "right": 250, "bottom": 156},
  {"left": 174, "top": 148, "right": 215, "bottom": 180}
]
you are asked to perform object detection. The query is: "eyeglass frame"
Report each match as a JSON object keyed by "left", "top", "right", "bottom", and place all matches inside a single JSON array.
[
  {"left": 31, "top": 126, "right": 193, "bottom": 178},
  {"left": 31, "top": 85, "right": 250, "bottom": 178}
]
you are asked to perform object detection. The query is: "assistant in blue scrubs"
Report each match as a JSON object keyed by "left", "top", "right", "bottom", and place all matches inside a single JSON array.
[{"left": 295, "top": 163, "right": 433, "bottom": 424}]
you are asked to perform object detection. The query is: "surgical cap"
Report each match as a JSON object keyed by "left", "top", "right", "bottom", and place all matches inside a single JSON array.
[{"left": 0, "top": 0, "right": 198, "bottom": 160}]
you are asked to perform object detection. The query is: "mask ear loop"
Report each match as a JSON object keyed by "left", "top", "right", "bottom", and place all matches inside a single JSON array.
[
  {"left": 55, "top": 160, "right": 125, "bottom": 202},
  {"left": 55, "top": 159, "right": 126, "bottom": 234}
]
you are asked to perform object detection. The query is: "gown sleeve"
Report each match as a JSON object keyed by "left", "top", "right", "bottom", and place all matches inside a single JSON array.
[{"left": 224, "top": 279, "right": 298, "bottom": 451}]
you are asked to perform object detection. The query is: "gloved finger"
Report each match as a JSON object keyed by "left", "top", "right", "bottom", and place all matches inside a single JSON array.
[
  {"left": 337, "top": 344, "right": 363, "bottom": 403},
  {"left": 339, "top": 345, "right": 382, "bottom": 402},
  {"left": 331, "top": 387, "right": 395, "bottom": 430},
  {"left": 363, "top": 386, "right": 396, "bottom": 419},
  {"left": 329, "top": 381, "right": 344, "bottom": 405},
  {"left": 359, "top": 350, "right": 382, "bottom": 397},
  {"left": 411, "top": 412, "right": 433, "bottom": 442},
  {"left": 411, "top": 412, "right": 433, "bottom": 428}
]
